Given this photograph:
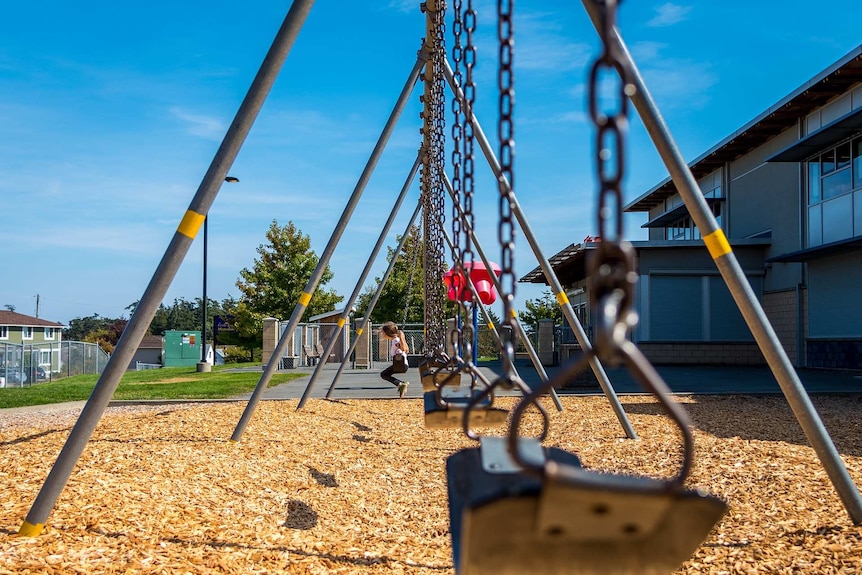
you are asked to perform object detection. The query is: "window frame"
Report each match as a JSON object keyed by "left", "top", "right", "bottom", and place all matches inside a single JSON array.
[
  {"left": 22, "top": 326, "right": 34, "bottom": 340},
  {"left": 807, "top": 135, "right": 860, "bottom": 207}
]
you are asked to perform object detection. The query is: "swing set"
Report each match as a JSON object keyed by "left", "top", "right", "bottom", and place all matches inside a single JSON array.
[{"left": 17, "top": 1, "right": 862, "bottom": 574}]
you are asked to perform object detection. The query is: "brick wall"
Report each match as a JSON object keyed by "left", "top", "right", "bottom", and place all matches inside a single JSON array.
[
  {"left": 762, "top": 289, "right": 798, "bottom": 365},
  {"left": 638, "top": 342, "right": 765, "bottom": 365}
]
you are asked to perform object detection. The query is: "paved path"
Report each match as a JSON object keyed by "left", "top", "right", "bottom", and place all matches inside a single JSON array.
[
  {"left": 233, "top": 359, "right": 862, "bottom": 402},
  {"left": 4, "top": 361, "right": 860, "bottom": 416}
]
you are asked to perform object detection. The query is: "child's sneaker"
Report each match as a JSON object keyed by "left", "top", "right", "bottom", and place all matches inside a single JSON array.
[{"left": 398, "top": 381, "right": 409, "bottom": 398}]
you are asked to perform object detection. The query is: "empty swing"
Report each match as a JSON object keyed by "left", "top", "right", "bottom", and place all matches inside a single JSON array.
[{"left": 444, "top": 1, "right": 726, "bottom": 573}]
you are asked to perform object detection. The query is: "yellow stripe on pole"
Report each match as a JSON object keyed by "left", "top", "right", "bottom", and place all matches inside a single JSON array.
[
  {"left": 356, "top": 328, "right": 363, "bottom": 336},
  {"left": 487, "top": 322, "right": 495, "bottom": 330},
  {"left": 177, "top": 210, "right": 205, "bottom": 239},
  {"left": 337, "top": 318, "right": 345, "bottom": 328},
  {"left": 299, "top": 292, "right": 312, "bottom": 306},
  {"left": 510, "top": 309, "right": 518, "bottom": 319},
  {"left": 556, "top": 291, "right": 569, "bottom": 306},
  {"left": 703, "top": 229, "right": 732, "bottom": 260},
  {"left": 17, "top": 520, "right": 44, "bottom": 537}
]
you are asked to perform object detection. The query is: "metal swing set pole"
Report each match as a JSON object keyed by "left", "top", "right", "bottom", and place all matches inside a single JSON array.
[
  {"left": 324, "top": 200, "right": 425, "bottom": 399},
  {"left": 580, "top": 0, "right": 862, "bottom": 523},
  {"left": 16, "top": 0, "right": 317, "bottom": 537},
  {"left": 442, "top": 173, "right": 565, "bottom": 412},
  {"left": 442, "top": 58, "right": 638, "bottom": 440},
  {"left": 230, "top": 50, "right": 428, "bottom": 441},
  {"left": 296, "top": 152, "right": 423, "bottom": 409}
]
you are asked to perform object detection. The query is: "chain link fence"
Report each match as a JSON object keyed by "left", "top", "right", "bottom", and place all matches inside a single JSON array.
[
  {"left": 0, "top": 341, "right": 109, "bottom": 387},
  {"left": 271, "top": 320, "right": 571, "bottom": 370}
]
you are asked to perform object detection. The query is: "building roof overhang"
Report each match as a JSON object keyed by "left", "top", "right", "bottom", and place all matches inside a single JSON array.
[
  {"left": 766, "top": 106, "right": 862, "bottom": 163},
  {"left": 641, "top": 197, "right": 724, "bottom": 228},
  {"left": 768, "top": 236, "right": 862, "bottom": 262},
  {"left": 624, "top": 45, "right": 862, "bottom": 213},
  {"left": 520, "top": 239, "right": 771, "bottom": 286}
]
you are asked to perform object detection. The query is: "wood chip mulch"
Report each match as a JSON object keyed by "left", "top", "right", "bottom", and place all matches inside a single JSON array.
[{"left": 2, "top": 394, "right": 861, "bottom": 574}]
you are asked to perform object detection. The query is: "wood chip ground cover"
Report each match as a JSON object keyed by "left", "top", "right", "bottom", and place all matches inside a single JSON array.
[{"left": 1, "top": 395, "right": 861, "bottom": 574}]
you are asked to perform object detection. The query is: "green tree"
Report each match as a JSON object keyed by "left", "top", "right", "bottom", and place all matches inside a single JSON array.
[
  {"left": 355, "top": 225, "right": 425, "bottom": 325},
  {"left": 63, "top": 314, "right": 128, "bottom": 353},
  {"left": 519, "top": 290, "right": 563, "bottom": 339},
  {"left": 233, "top": 220, "right": 343, "bottom": 342}
]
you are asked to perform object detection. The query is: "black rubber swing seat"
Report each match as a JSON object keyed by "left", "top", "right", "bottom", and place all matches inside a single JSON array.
[{"left": 446, "top": 437, "right": 727, "bottom": 575}]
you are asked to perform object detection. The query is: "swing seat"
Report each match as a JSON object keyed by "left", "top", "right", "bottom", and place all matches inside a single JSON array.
[
  {"left": 446, "top": 438, "right": 727, "bottom": 575},
  {"left": 421, "top": 366, "right": 463, "bottom": 392},
  {"left": 424, "top": 390, "right": 508, "bottom": 429}
]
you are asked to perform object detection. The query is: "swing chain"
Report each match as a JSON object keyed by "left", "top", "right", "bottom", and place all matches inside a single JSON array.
[
  {"left": 462, "top": 0, "right": 477, "bottom": 280},
  {"left": 421, "top": 0, "right": 448, "bottom": 353},
  {"left": 449, "top": 0, "right": 469, "bottom": 357},
  {"left": 496, "top": 0, "right": 516, "bottom": 376},
  {"left": 587, "top": 0, "right": 639, "bottom": 364}
]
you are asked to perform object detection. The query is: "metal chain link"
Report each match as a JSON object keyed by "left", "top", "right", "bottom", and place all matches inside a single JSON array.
[
  {"left": 449, "top": 0, "right": 466, "bottom": 355},
  {"left": 421, "top": 0, "right": 448, "bottom": 354},
  {"left": 587, "top": 0, "right": 639, "bottom": 360},
  {"left": 496, "top": 0, "right": 516, "bottom": 376},
  {"left": 588, "top": 0, "right": 632, "bottom": 243},
  {"left": 462, "top": 0, "right": 476, "bottom": 307}
]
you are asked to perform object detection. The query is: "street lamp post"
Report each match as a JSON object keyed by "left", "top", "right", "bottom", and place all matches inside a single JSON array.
[{"left": 198, "top": 176, "right": 239, "bottom": 373}]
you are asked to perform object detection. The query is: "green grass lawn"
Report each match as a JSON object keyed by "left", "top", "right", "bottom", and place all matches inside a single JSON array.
[{"left": 0, "top": 365, "right": 305, "bottom": 409}]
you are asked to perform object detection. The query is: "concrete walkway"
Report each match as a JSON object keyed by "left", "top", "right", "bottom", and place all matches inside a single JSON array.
[
  {"left": 233, "top": 359, "right": 862, "bottom": 401},
  {"left": 4, "top": 360, "right": 860, "bottom": 416}
]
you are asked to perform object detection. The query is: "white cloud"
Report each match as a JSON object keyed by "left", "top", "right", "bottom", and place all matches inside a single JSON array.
[
  {"left": 170, "top": 107, "right": 226, "bottom": 141},
  {"left": 647, "top": 3, "right": 692, "bottom": 27}
]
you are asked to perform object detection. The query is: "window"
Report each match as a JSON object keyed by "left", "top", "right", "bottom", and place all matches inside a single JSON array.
[
  {"left": 809, "top": 162, "right": 821, "bottom": 204},
  {"left": 665, "top": 205, "right": 721, "bottom": 240},
  {"left": 854, "top": 139, "right": 862, "bottom": 190},
  {"left": 39, "top": 350, "right": 51, "bottom": 364},
  {"left": 0, "top": 326, "right": 7, "bottom": 340},
  {"left": 808, "top": 137, "right": 859, "bottom": 205},
  {"left": 44, "top": 327, "right": 55, "bottom": 340},
  {"left": 806, "top": 136, "right": 862, "bottom": 247},
  {"left": 23, "top": 327, "right": 34, "bottom": 340}
]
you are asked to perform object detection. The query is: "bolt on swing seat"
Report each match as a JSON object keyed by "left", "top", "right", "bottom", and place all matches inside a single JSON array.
[{"left": 445, "top": 350, "right": 728, "bottom": 575}]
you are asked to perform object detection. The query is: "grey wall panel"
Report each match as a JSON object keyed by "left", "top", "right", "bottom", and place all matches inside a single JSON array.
[
  {"left": 808, "top": 252, "right": 862, "bottom": 338},
  {"left": 729, "top": 163, "right": 800, "bottom": 250},
  {"left": 709, "top": 275, "right": 758, "bottom": 341},
  {"left": 649, "top": 276, "right": 702, "bottom": 340}
]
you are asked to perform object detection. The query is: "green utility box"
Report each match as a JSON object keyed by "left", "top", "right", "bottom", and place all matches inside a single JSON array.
[{"left": 163, "top": 330, "right": 202, "bottom": 367}]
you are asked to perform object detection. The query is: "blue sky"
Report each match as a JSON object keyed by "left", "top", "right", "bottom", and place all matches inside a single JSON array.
[{"left": 2, "top": 1, "right": 860, "bottom": 326}]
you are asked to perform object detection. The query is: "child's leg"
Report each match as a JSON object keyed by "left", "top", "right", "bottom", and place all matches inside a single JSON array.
[{"left": 380, "top": 365, "right": 401, "bottom": 386}]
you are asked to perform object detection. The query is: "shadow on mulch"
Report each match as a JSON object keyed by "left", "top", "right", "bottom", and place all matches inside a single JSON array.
[{"left": 619, "top": 395, "right": 862, "bottom": 457}]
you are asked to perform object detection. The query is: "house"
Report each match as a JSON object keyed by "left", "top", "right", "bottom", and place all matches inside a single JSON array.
[
  {"left": 521, "top": 45, "right": 862, "bottom": 370},
  {"left": 129, "top": 334, "right": 164, "bottom": 370},
  {"left": 0, "top": 310, "right": 66, "bottom": 378}
]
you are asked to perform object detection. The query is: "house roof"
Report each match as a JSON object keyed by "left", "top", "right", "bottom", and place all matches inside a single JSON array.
[
  {"left": 139, "top": 335, "right": 164, "bottom": 349},
  {"left": 0, "top": 310, "right": 65, "bottom": 328},
  {"left": 625, "top": 44, "right": 862, "bottom": 213},
  {"left": 308, "top": 308, "right": 352, "bottom": 323}
]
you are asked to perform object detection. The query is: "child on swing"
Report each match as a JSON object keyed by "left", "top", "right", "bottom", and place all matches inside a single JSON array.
[{"left": 379, "top": 321, "right": 410, "bottom": 397}]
